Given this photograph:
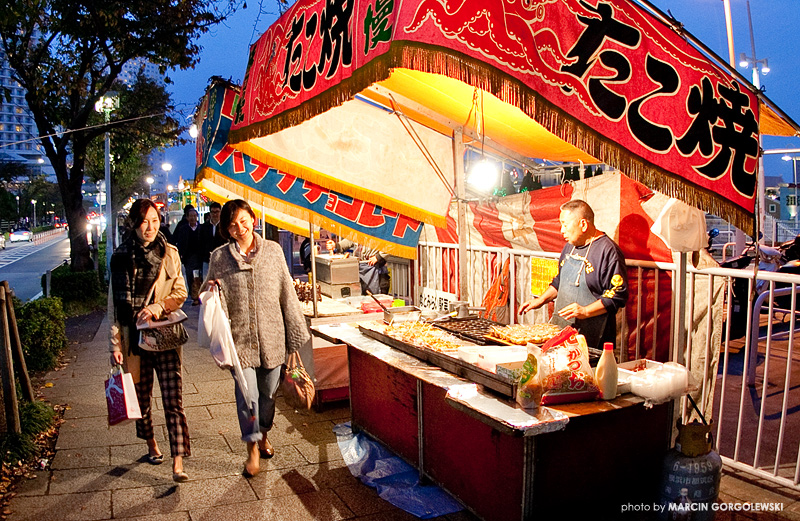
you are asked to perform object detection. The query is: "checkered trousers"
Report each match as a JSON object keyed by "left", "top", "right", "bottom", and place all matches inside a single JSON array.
[{"left": 134, "top": 349, "right": 191, "bottom": 458}]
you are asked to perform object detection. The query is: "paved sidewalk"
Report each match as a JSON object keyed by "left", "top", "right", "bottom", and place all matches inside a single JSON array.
[
  {"left": 6, "top": 301, "right": 800, "bottom": 520},
  {"left": 9, "top": 303, "right": 474, "bottom": 521}
]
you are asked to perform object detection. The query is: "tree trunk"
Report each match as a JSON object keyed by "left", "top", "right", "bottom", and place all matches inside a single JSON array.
[{"left": 56, "top": 161, "right": 92, "bottom": 272}]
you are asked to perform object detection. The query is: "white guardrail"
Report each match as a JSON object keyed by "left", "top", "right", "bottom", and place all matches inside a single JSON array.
[{"left": 383, "top": 242, "right": 800, "bottom": 489}]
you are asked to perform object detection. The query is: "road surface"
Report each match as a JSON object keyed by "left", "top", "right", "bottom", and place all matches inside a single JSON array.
[{"left": 0, "top": 232, "right": 71, "bottom": 301}]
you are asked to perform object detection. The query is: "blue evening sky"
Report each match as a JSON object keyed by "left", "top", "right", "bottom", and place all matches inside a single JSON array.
[{"left": 163, "top": 0, "right": 800, "bottom": 187}]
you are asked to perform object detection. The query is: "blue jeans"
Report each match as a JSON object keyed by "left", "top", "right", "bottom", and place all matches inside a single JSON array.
[{"left": 232, "top": 365, "right": 282, "bottom": 442}]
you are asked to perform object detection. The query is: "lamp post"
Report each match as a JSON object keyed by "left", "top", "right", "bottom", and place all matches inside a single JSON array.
[
  {"left": 737, "top": 0, "right": 769, "bottom": 241},
  {"left": 15, "top": 195, "right": 19, "bottom": 218},
  {"left": 30, "top": 199, "right": 36, "bottom": 227},
  {"left": 782, "top": 155, "right": 799, "bottom": 223},
  {"left": 177, "top": 179, "right": 186, "bottom": 208},
  {"left": 95, "top": 92, "right": 118, "bottom": 277}
]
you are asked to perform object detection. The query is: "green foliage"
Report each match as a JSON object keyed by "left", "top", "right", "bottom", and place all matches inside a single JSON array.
[
  {"left": 86, "top": 73, "right": 183, "bottom": 209},
  {"left": 0, "top": 0, "right": 243, "bottom": 270},
  {"left": 0, "top": 400, "right": 56, "bottom": 464},
  {"left": 46, "top": 265, "right": 102, "bottom": 301},
  {"left": 41, "top": 264, "right": 106, "bottom": 317},
  {"left": 16, "top": 297, "right": 67, "bottom": 372}
]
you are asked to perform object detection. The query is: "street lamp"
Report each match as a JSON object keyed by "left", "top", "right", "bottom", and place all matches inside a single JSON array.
[
  {"left": 146, "top": 176, "right": 154, "bottom": 197},
  {"left": 95, "top": 92, "right": 118, "bottom": 277},
  {"left": 30, "top": 199, "right": 36, "bottom": 227},
  {"left": 15, "top": 195, "right": 19, "bottom": 217},
  {"left": 782, "top": 155, "right": 799, "bottom": 223},
  {"left": 737, "top": 0, "right": 769, "bottom": 239}
]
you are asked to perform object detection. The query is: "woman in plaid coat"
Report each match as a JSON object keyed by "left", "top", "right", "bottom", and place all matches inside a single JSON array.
[{"left": 109, "top": 199, "right": 191, "bottom": 483}]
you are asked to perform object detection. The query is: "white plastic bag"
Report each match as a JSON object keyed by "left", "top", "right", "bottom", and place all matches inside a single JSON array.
[{"left": 198, "top": 286, "right": 235, "bottom": 368}]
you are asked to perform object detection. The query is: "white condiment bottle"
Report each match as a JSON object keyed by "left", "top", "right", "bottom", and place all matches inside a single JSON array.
[{"left": 595, "top": 342, "right": 618, "bottom": 400}]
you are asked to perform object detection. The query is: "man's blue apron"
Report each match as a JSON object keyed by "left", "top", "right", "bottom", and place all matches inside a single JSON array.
[{"left": 550, "top": 249, "right": 607, "bottom": 349}]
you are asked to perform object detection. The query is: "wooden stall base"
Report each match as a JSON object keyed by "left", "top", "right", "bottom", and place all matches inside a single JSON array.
[{"left": 348, "top": 342, "right": 673, "bottom": 520}]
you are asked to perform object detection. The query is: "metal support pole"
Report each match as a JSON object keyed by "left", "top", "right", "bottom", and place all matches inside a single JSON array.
[
  {"left": 453, "top": 129, "right": 468, "bottom": 301},
  {"left": 309, "top": 222, "right": 319, "bottom": 318},
  {"left": 673, "top": 252, "right": 688, "bottom": 365},
  {"left": 104, "top": 115, "right": 112, "bottom": 278}
]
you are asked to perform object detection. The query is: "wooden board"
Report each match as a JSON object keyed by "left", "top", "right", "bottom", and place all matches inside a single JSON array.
[{"left": 358, "top": 324, "right": 516, "bottom": 397}]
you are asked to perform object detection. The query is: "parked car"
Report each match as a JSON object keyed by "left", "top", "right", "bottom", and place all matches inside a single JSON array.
[{"left": 9, "top": 228, "right": 33, "bottom": 242}]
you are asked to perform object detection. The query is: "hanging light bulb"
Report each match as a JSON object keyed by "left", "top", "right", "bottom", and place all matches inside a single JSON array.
[{"left": 467, "top": 158, "right": 498, "bottom": 193}]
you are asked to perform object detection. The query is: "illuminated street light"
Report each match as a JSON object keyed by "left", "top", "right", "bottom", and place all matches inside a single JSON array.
[
  {"left": 782, "top": 155, "right": 799, "bottom": 223},
  {"left": 95, "top": 91, "right": 118, "bottom": 278},
  {"left": 31, "top": 199, "right": 36, "bottom": 227}
]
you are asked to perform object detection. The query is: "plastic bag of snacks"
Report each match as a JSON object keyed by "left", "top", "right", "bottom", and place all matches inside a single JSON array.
[
  {"left": 515, "top": 346, "right": 542, "bottom": 410},
  {"left": 538, "top": 327, "right": 599, "bottom": 405}
]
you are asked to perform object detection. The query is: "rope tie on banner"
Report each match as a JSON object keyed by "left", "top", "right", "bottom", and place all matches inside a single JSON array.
[{"left": 388, "top": 94, "right": 455, "bottom": 197}]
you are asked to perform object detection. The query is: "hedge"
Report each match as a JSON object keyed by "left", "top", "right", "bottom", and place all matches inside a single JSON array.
[{"left": 15, "top": 297, "right": 67, "bottom": 372}]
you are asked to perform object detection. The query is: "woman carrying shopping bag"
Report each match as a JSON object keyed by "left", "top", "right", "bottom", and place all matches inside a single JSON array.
[
  {"left": 108, "top": 199, "right": 191, "bottom": 483},
  {"left": 204, "top": 199, "right": 310, "bottom": 478}
]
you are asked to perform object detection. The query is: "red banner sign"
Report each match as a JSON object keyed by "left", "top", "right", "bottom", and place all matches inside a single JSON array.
[{"left": 232, "top": 0, "right": 759, "bottom": 221}]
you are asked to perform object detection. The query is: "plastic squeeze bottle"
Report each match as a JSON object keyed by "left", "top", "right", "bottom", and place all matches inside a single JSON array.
[{"left": 595, "top": 342, "right": 618, "bottom": 400}]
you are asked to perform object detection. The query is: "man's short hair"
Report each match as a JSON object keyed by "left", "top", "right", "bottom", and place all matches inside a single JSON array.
[
  {"left": 209, "top": 202, "right": 222, "bottom": 210},
  {"left": 560, "top": 199, "right": 594, "bottom": 223}
]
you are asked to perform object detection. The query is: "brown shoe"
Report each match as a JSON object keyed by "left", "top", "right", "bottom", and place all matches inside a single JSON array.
[
  {"left": 243, "top": 442, "right": 260, "bottom": 477},
  {"left": 259, "top": 437, "right": 274, "bottom": 458}
]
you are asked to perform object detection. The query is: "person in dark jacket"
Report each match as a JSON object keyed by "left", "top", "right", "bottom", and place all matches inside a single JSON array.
[
  {"left": 519, "top": 199, "right": 628, "bottom": 349},
  {"left": 199, "top": 202, "right": 226, "bottom": 270},
  {"left": 172, "top": 207, "right": 203, "bottom": 305}
]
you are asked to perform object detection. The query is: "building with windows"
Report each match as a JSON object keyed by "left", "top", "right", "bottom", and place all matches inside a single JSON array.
[{"left": 0, "top": 49, "right": 52, "bottom": 178}]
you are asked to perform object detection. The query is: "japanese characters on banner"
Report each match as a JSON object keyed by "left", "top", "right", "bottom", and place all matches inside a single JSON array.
[
  {"left": 196, "top": 81, "right": 423, "bottom": 258},
  {"left": 230, "top": 0, "right": 760, "bottom": 229}
]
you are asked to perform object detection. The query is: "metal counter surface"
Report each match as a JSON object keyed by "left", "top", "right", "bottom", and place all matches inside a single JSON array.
[{"left": 314, "top": 322, "right": 570, "bottom": 437}]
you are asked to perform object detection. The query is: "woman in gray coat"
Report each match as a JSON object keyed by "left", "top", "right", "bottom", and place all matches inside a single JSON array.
[{"left": 204, "top": 199, "right": 310, "bottom": 477}]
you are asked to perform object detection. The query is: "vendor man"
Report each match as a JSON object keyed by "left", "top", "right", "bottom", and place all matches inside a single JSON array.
[{"left": 519, "top": 199, "right": 628, "bottom": 348}]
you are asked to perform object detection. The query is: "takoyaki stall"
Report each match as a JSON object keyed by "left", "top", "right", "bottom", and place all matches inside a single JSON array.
[
  {"left": 315, "top": 319, "right": 672, "bottom": 519},
  {"left": 193, "top": 0, "right": 800, "bottom": 515}
]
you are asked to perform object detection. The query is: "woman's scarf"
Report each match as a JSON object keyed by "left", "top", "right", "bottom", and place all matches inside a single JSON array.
[{"left": 110, "top": 231, "right": 167, "bottom": 328}]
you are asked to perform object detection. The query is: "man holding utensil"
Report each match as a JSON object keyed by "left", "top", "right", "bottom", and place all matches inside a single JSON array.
[{"left": 519, "top": 200, "right": 628, "bottom": 349}]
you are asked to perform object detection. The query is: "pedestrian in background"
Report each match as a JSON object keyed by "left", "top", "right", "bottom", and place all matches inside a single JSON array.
[
  {"left": 204, "top": 199, "right": 310, "bottom": 478},
  {"left": 173, "top": 207, "right": 203, "bottom": 305},
  {"left": 108, "top": 199, "right": 191, "bottom": 483},
  {"left": 199, "top": 201, "right": 226, "bottom": 275}
]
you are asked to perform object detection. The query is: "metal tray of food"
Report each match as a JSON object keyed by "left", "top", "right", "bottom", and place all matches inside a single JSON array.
[
  {"left": 358, "top": 324, "right": 516, "bottom": 398},
  {"left": 431, "top": 316, "right": 506, "bottom": 345},
  {"left": 383, "top": 306, "right": 422, "bottom": 324}
]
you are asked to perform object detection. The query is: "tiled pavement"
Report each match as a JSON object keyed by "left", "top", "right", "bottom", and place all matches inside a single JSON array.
[{"left": 6, "top": 302, "right": 800, "bottom": 520}]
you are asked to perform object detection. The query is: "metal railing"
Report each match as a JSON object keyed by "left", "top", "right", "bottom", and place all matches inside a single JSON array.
[{"left": 395, "top": 241, "right": 800, "bottom": 489}]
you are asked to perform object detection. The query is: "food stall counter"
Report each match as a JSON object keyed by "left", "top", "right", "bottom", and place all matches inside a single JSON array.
[{"left": 316, "top": 322, "right": 673, "bottom": 520}]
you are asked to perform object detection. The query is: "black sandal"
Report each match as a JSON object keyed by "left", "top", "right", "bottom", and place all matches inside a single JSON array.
[{"left": 146, "top": 453, "right": 164, "bottom": 465}]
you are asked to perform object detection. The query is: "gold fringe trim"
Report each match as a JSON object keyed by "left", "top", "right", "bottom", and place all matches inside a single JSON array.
[
  {"left": 232, "top": 140, "right": 446, "bottom": 229},
  {"left": 227, "top": 41, "right": 753, "bottom": 231},
  {"left": 201, "top": 169, "right": 418, "bottom": 259}
]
